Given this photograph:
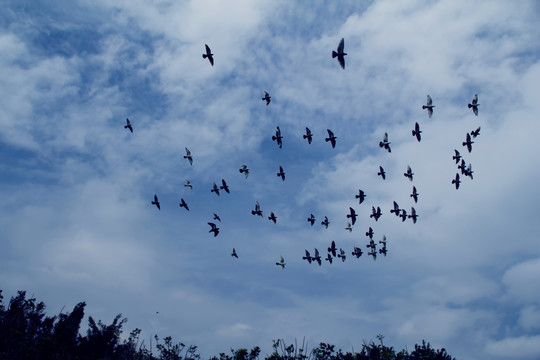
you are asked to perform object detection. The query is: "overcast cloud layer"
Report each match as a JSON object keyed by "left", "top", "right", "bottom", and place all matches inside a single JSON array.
[{"left": 1, "top": 1, "right": 540, "bottom": 359}]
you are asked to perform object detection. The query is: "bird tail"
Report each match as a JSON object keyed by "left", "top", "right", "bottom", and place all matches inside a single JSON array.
[
  {"left": 422, "top": 105, "right": 427, "bottom": 109},
  {"left": 468, "top": 103, "right": 472, "bottom": 108},
  {"left": 332, "top": 51, "right": 338, "bottom": 58},
  {"left": 271, "top": 136, "right": 276, "bottom": 141},
  {"left": 202, "top": 54, "right": 208, "bottom": 59}
]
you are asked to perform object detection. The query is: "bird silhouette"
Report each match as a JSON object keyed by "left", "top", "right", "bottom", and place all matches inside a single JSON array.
[
  {"left": 471, "top": 126, "right": 481, "bottom": 138},
  {"left": 463, "top": 132, "right": 474, "bottom": 153},
  {"left": 422, "top": 95, "right": 435, "bottom": 118},
  {"left": 338, "top": 248, "right": 347, "bottom": 262},
  {"left": 239, "top": 164, "right": 250, "bottom": 178},
  {"left": 312, "top": 248, "right": 322, "bottom": 266},
  {"left": 272, "top": 126, "right": 283, "bottom": 148},
  {"left": 347, "top": 207, "right": 357, "bottom": 225},
  {"left": 468, "top": 94, "right": 479, "bottom": 116},
  {"left": 213, "top": 213, "right": 221, "bottom": 222},
  {"left": 332, "top": 38, "right": 347, "bottom": 69},
  {"left": 465, "top": 163, "right": 474, "bottom": 180},
  {"left": 208, "top": 222, "right": 219, "bottom": 237},
  {"left": 404, "top": 165, "right": 414, "bottom": 181},
  {"left": 370, "top": 206, "right": 382, "bottom": 221},
  {"left": 303, "top": 127, "right": 313, "bottom": 144},
  {"left": 202, "top": 44, "right": 214, "bottom": 66},
  {"left": 458, "top": 159, "right": 467, "bottom": 175},
  {"left": 325, "top": 129, "right": 337, "bottom": 148},
  {"left": 408, "top": 207, "right": 418, "bottom": 223},
  {"left": 184, "top": 179, "right": 193, "bottom": 191},
  {"left": 211, "top": 182, "right": 220, "bottom": 196},
  {"left": 365, "top": 227, "right": 374, "bottom": 239},
  {"left": 124, "top": 118, "right": 133, "bottom": 133},
  {"left": 262, "top": 91, "right": 271, "bottom": 105},
  {"left": 390, "top": 201, "right": 401, "bottom": 216},
  {"left": 412, "top": 122, "right": 422, "bottom": 142},
  {"left": 410, "top": 186, "right": 419, "bottom": 203},
  {"left": 356, "top": 189, "right": 366, "bottom": 204},
  {"left": 321, "top": 216, "right": 330, "bottom": 229},
  {"left": 328, "top": 240, "right": 337, "bottom": 257},
  {"left": 184, "top": 147, "right": 193, "bottom": 166},
  {"left": 277, "top": 166, "right": 285, "bottom": 181},
  {"left": 352, "top": 247, "right": 363, "bottom": 258},
  {"left": 378, "top": 166, "right": 386, "bottom": 180},
  {"left": 231, "top": 248, "right": 238, "bottom": 258},
  {"left": 268, "top": 211, "right": 277, "bottom": 224},
  {"left": 276, "top": 255, "right": 286, "bottom": 269},
  {"left": 452, "top": 173, "right": 461, "bottom": 189},
  {"left": 345, "top": 222, "right": 352, "bottom": 232},
  {"left": 453, "top": 149, "right": 462, "bottom": 164},
  {"left": 400, "top": 209, "right": 408, "bottom": 222},
  {"left": 220, "top": 179, "right": 230, "bottom": 194},
  {"left": 379, "top": 132, "right": 391, "bottom": 153},
  {"left": 251, "top": 201, "right": 263, "bottom": 217},
  {"left": 152, "top": 194, "right": 160, "bottom": 210},
  {"left": 325, "top": 253, "right": 333, "bottom": 264},
  {"left": 179, "top": 198, "right": 189, "bottom": 211},
  {"left": 303, "top": 250, "right": 312, "bottom": 264},
  {"left": 307, "top": 214, "right": 316, "bottom": 226}
]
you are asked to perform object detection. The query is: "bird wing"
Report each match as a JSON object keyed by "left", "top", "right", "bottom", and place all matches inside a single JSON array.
[
  {"left": 337, "top": 38, "right": 344, "bottom": 53},
  {"left": 205, "top": 44, "right": 211, "bottom": 54},
  {"left": 327, "top": 129, "right": 334, "bottom": 138},
  {"left": 427, "top": 95, "right": 432, "bottom": 106}
]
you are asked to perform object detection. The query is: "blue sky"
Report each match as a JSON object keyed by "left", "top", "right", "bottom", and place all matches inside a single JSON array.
[{"left": 1, "top": 1, "right": 540, "bottom": 359}]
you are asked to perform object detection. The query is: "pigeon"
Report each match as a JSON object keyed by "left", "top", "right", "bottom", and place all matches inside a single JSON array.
[
  {"left": 328, "top": 240, "right": 337, "bottom": 257},
  {"left": 213, "top": 213, "right": 221, "bottom": 222},
  {"left": 184, "top": 179, "right": 193, "bottom": 191},
  {"left": 379, "top": 132, "right": 391, "bottom": 153},
  {"left": 378, "top": 246, "right": 387, "bottom": 256},
  {"left": 404, "top": 165, "right": 414, "bottom": 181},
  {"left": 458, "top": 159, "right": 467, "bottom": 175},
  {"left": 367, "top": 238, "right": 376, "bottom": 250},
  {"left": 378, "top": 166, "right": 386, "bottom": 180},
  {"left": 303, "top": 127, "right": 313, "bottom": 144},
  {"left": 325, "top": 253, "right": 333, "bottom": 264},
  {"left": 239, "top": 164, "right": 250, "bottom": 178},
  {"left": 338, "top": 248, "right": 347, "bottom": 262},
  {"left": 410, "top": 186, "right": 419, "bottom": 203},
  {"left": 347, "top": 207, "right": 357, "bottom": 225},
  {"left": 468, "top": 94, "right": 479, "bottom": 116},
  {"left": 408, "top": 207, "right": 418, "bottom": 224},
  {"left": 332, "top": 38, "right": 347, "bottom": 69},
  {"left": 465, "top": 163, "right": 474, "bottom": 180},
  {"left": 184, "top": 147, "right": 193, "bottom": 166},
  {"left": 352, "top": 247, "right": 363, "bottom": 258},
  {"left": 422, "top": 95, "right": 435, "bottom": 118},
  {"left": 452, "top": 173, "right": 461, "bottom": 189},
  {"left": 251, "top": 201, "right": 263, "bottom": 217},
  {"left": 202, "top": 44, "right": 214, "bottom": 66},
  {"left": 262, "top": 91, "right": 271, "bottom": 106},
  {"left": 471, "top": 126, "right": 481, "bottom": 138},
  {"left": 463, "top": 132, "right": 474, "bottom": 153},
  {"left": 356, "top": 189, "right": 366, "bottom": 204},
  {"left": 400, "top": 209, "right": 408, "bottom": 222},
  {"left": 124, "top": 118, "right": 133, "bottom": 133},
  {"left": 307, "top": 214, "right": 316, "bottom": 226},
  {"left": 412, "top": 122, "right": 422, "bottom": 142},
  {"left": 272, "top": 126, "right": 283, "bottom": 148},
  {"left": 152, "top": 194, "right": 160, "bottom": 210},
  {"left": 453, "top": 149, "right": 462, "bottom": 164},
  {"left": 220, "top": 179, "right": 230, "bottom": 194},
  {"left": 325, "top": 129, "right": 337, "bottom": 148},
  {"left": 312, "top": 248, "right": 322, "bottom": 266},
  {"left": 268, "top": 211, "right": 277, "bottom": 224},
  {"left": 208, "top": 222, "right": 219, "bottom": 237},
  {"left": 231, "top": 248, "right": 238, "bottom": 258},
  {"left": 179, "top": 198, "right": 189, "bottom": 211},
  {"left": 370, "top": 206, "right": 382, "bottom": 221},
  {"left": 345, "top": 222, "right": 352, "bottom": 232},
  {"left": 302, "top": 250, "right": 312, "bottom": 264},
  {"left": 365, "top": 227, "right": 374, "bottom": 238},
  {"left": 321, "top": 216, "right": 330, "bottom": 229},
  {"left": 379, "top": 235, "right": 387, "bottom": 247},
  {"left": 390, "top": 201, "right": 401, "bottom": 216},
  {"left": 276, "top": 255, "right": 286, "bottom": 269},
  {"left": 211, "top": 182, "right": 220, "bottom": 196},
  {"left": 277, "top": 166, "right": 285, "bottom": 181}
]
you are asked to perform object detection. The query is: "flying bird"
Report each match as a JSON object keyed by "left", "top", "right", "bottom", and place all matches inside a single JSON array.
[
  {"left": 262, "top": 91, "right": 271, "bottom": 106},
  {"left": 231, "top": 248, "right": 238, "bottom": 258},
  {"left": 321, "top": 216, "right": 330, "bottom": 229},
  {"left": 356, "top": 189, "right": 366, "bottom": 204},
  {"left": 202, "top": 44, "right": 214, "bottom": 66},
  {"left": 412, "top": 122, "right": 422, "bottom": 142},
  {"left": 332, "top": 38, "right": 347, "bottom": 69},
  {"left": 378, "top": 166, "right": 386, "bottom": 180},
  {"left": 370, "top": 206, "right": 382, "bottom": 221},
  {"left": 345, "top": 222, "right": 352, "bottom": 232},
  {"left": 184, "top": 179, "right": 193, "bottom": 191},
  {"left": 458, "top": 159, "right": 467, "bottom": 175},
  {"left": 239, "top": 164, "right": 250, "bottom": 178},
  {"left": 303, "top": 127, "right": 313, "bottom": 144},
  {"left": 276, "top": 255, "right": 285, "bottom": 269},
  {"left": 379, "top": 235, "right": 387, "bottom": 247},
  {"left": 368, "top": 245, "right": 377, "bottom": 260},
  {"left": 268, "top": 211, "right": 277, "bottom": 224},
  {"left": 452, "top": 173, "right": 461, "bottom": 189},
  {"left": 410, "top": 186, "right": 419, "bottom": 203},
  {"left": 400, "top": 209, "right": 408, "bottom": 222},
  {"left": 379, "top": 246, "right": 387, "bottom": 256},
  {"left": 404, "top": 165, "right": 414, "bottom": 181},
  {"left": 184, "top": 147, "right": 193, "bottom": 166},
  {"left": 328, "top": 240, "right": 337, "bottom": 257},
  {"left": 302, "top": 250, "right": 312, "bottom": 264},
  {"left": 152, "top": 194, "right": 160, "bottom": 210},
  {"left": 367, "top": 238, "right": 376, "bottom": 250},
  {"left": 463, "top": 132, "right": 474, "bottom": 153},
  {"left": 347, "top": 207, "right": 357, "bottom": 225},
  {"left": 325, "top": 253, "right": 333, "bottom": 264},
  {"left": 468, "top": 94, "right": 479, "bottom": 116},
  {"left": 465, "top": 163, "right": 474, "bottom": 180},
  {"left": 422, "top": 95, "right": 435, "bottom": 118},
  {"left": 408, "top": 207, "right": 418, "bottom": 224},
  {"left": 251, "top": 201, "right": 263, "bottom": 217},
  {"left": 179, "top": 198, "right": 189, "bottom": 211},
  {"left": 220, "top": 179, "right": 230, "bottom": 194},
  {"left": 352, "top": 247, "right": 363, "bottom": 258},
  {"left": 338, "top": 248, "right": 347, "bottom": 262},
  {"left": 390, "top": 201, "right": 401, "bottom": 216},
  {"left": 312, "top": 248, "right": 322, "bottom": 266},
  {"left": 453, "top": 149, "right": 462, "bottom": 164},
  {"left": 307, "top": 214, "right": 316, "bottom": 226},
  {"left": 365, "top": 227, "right": 374, "bottom": 239},
  {"left": 379, "top": 132, "right": 391, "bottom": 153},
  {"left": 325, "top": 129, "right": 337, "bottom": 148},
  {"left": 208, "top": 222, "right": 219, "bottom": 237},
  {"left": 213, "top": 213, "right": 221, "bottom": 222},
  {"left": 211, "top": 182, "right": 220, "bottom": 196},
  {"left": 124, "top": 118, "right": 133, "bottom": 133},
  {"left": 277, "top": 166, "right": 285, "bottom": 181},
  {"left": 471, "top": 126, "right": 481, "bottom": 138},
  {"left": 272, "top": 126, "right": 283, "bottom": 148}
]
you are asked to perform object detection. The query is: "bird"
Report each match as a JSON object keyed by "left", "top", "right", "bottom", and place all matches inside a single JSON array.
[
  {"left": 302, "top": 250, "right": 312, "bottom": 264},
  {"left": 410, "top": 186, "right": 419, "bottom": 203},
  {"left": 379, "top": 132, "right": 391, "bottom": 153},
  {"left": 379, "top": 235, "right": 387, "bottom": 247},
  {"left": 347, "top": 207, "right": 357, "bottom": 225},
  {"left": 208, "top": 222, "right": 219, "bottom": 237},
  {"left": 422, "top": 95, "right": 435, "bottom": 118},
  {"left": 378, "top": 166, "right": 386, "bottom": 180},
  {"left": 152, "top": 194, "right": 160, "bottom": 210},
  {"left": 328, "top": 241, "right": 337, "bottom": 257},
  {"left": 368, "top": 247, "right": 377, "bottom": 260},
  {"left": 251, "top": 201, "right": 263, "bottom": 217},
  {"left": 390, "top": 201, "right": 401, "bottom": 216},
  {"left": 272, "top": 126, "right": 283, "bottom": 148},
  {"left": 202, "top": 44, "right": 214, "bottom": 66},
  {"left": 370, "top": 206, "right": 382, "bottom": 221},
  {"left": 345, "top": 222, "right": 352, "bottom": 232},
  {"left": 453, "top": 149, "right": 462, "bottom": 164},
  {"left": 352, "top": 247, "right": 363, "bottom": 258},
  {"left": 124, "top": 118, "right": 133, "bottom": 133},
  {"left": 408, "top": 207, "right": 418, "bottom": 223},
  {"left": 468, "top": 94, "right": 479, "bottom": 116},
  {"left": 276, "top": 255, "right": 286, "bottom": 269},
  {"left": 277, "top": 166, "right": 285, "bottom": 181},
  {"left": 303, "top": 127, "right": 313, "bottom": 144},
  {"left": 325, "top": 253, "right": 333, "bottom": 264},
  {"left": 321, "top": 216, "right": 330, "bottom": 229},
  {"left": 463, "top": 132, "right": 474, "bottom": 153},
  {"left": 307, "top": 214, "right": 316, "bottom": 226},
  {"left": 452, "top": 173, "right": 461, "bottom": 189},
  {"left": 184, "top": 147, "right": 193, "bottom": 166},
  {"left": 471, "top": 126, "right": 481, "bottom": 138},
  {"left": 412, "top": 122, "right": 422, "bottom": 142},
  {"left": 231, "top": 248, "right": 238, "bottom": 258},
  {"left": 356, "top": 189, "right": 366, "bottom": 204},
  {"left": 367, "top": 238, "right": 376, "bottom": 250},
  {"left": 262, "top": 91, "right": 271, "bottom": 106},
  {"left": 268, "top": 211, "right": 277, "bottom": 224},
  {"left": 213, "top": 213, "right": 221, "bottom": 222},
  {"left": 378, "top": 246, "right": 387, "bottom": 256},
  {"left": 179, "top": 198, "right": 189, "bottom": 211},
  {"left": 184, "top": 179, "right": 193, "bottom": 191},
  {"left": 211, "top": 182, "right": 220, "bottom": 196},
  {"left": 239, "top": 164, "right": 250, "bottom": 178},
  {"left": 220, "top": 179, "right": 230, "bottom": 194},
  {"left": 465, "top": 163, "right": 474, "bottom": 180},
  {"left": 458, "top": 159, "right": 467, "bottom": 175},
  {"left": 332, "top": 38, "right": 347, "bottom": 69},
  {"left": 365, "top": 227, "right": 374, "bottom": 239},
  {"left": 325, "top": 129, "right": 337, "bottom": 148},
  {"left": 404, "top": 165, "right": 414, "bottom": 181},
  {"left": 312, "top": 249, "right": 322, "bottom": 266},
  {"left": 338, "top": 248, "right": 347, "bottom": 262},
  {"left": 400, "top": 209, "right": 408, "bottom": 222}
]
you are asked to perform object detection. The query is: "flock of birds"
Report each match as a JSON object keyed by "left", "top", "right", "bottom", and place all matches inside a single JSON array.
[{"left": 124, "top": 39, "right": 481, "bottom": 269}]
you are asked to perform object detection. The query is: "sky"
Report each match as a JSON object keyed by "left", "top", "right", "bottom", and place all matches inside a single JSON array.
[{"left": 1, "top": 1, "right": 540, "bottom": 359}]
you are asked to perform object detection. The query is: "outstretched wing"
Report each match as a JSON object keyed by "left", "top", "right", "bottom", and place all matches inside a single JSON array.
[
  {"left": 427, "top": 95, "right": 432, "bottom": 106},
  {"left": 337, "top": 38, "right": 344, "bottom": 53}
]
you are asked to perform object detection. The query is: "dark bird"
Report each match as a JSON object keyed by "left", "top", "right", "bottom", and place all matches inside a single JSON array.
[
  {"left": 179, "top": 198, "right": 189, "bottom": 211},
  {"left": 412, "top": 122, "right": 422, "bottom": 142},
  {"left": 328, "top": 240, "right": 337, "bottom": 257},
  {"left": 312, "top": 248, "right": 322, "bottom": 266},
  {"left": 463, "top": 132, "right": 474, "bottom": 153},
  {"left": 379, "top": 247, "right": 387, "bottom": 256},
  {"left": 220, "top": 179, "right": 230, "bottom": 194},
  {"left": 352, "top": 247, "right": 363, "bottom": 258},
  {"left": 239, "top": 164, "right": 250, "bottom": 178},
  {"left": 368, "top": 247, "right": 377, "bottom": 260},
  {"left": 152, "top": 194, "right": 160, "bottom": 210},
  {"left": 378, "top": 166, "right": 386, "bottom": 180},
  {"left": 410, "top": 186, "right": 419, "bottom": 203},
  {"left": 367, "top": 238, "right": 376, "bottom": 250},
  {"left": 422, "top": 94, "right": 435, "bottom": 118},
  {"left": 400, "top": 209, "right": 408, "bottom": 222},
  {"left": 453, "top": 149, "right": 462, "bottom": 164},
  {"left": 211, "top": 182, "right": 220, "bottom": 196},
  {"left": 404, "top": 165, "right": 414, "bottom": 181},
  {"left": 276, "top": 255, "right": 286, "bottom": 269},
  {"left": 184, "top": 147, "right": 193, "bottom": 166},
  {"left": 408, "top": 207, "right": 418, "bottom": 224},
  {"left": 251, "top": 201, "right": 263, "bottom": 217},
  {"left": 213, "top": 213, "right": 221, "bottom": 222},
  {"left": 124, "top": 118, "right": 133, "bottom": 133},
  {"left": 356, "top": 189, "right": 366, "bottom": 204},
  {"left": 202, "top": 44, "right": 214, "bottom": 66},
  {"left": 471, "top": 126, "right": 481, "bottom": 138},
  {"left": 307, "top": 214, "right": 316, "bottom": 226},
  {"left": 303, "top": 249, "right": 312, "bottom": 264},
  {"left": 452, "top": 173, "right": 461, "bottom": 189},
  {"left": 277, "top": 166, "right": 285, "bottom": 181},
  {"left": 365, "top": 227, "right": 374, "bottom": 239},
  {"left": 303, "top": 127, "right": 313, "bottom": 144},
  {"left": 379, "top": 236, "right": 387, "bottom": 256},
  {"left": 268, "top": 211, "right": 277, "bottom": 224},
  {"left": 272, "top": 126, "right": 283, "bottom": 148},
  {"left": 370, "top": 206, "right": 382, "bottom": 221},
  {"left": 262, "top": 91, "right": 271, "bottom": 106},
  {"left": 379, "top": 235, "right": 387, "bottom": 247},
  {"left": 379, "top": 132, "right": 391, "bottom": 153},
  {"left": 208, "top": 222, "right": 219, "bottom": 237},
  {"left": 465, "top": 163, "right": 474, "bottom": 180},
  {"left": 325, "top": 253, "right": 333, "bottom": 264},
  {"left": 332, "top": 38, "right": 347, "bottom": 69},
  {"left": 345, "top": 222, "right": 353, "bottom": 232},
  {"left": 390, "top": 201, "right": 401, "bottom": 216},
  {"left": 347, "top": 207, "right": 357, "bottom": 225},
  {"left": 468, "top": 94, "right": 479, "bottom": 116},
  {"left": 458, "top": 159, "right": 467, "bottom": 175},
  {"left": 321, "top": 216, "right": 330, "bottom": 229},
  {"left": 184, "top": 179, "right": 193, "bottom": 191},
  {"left": 338, "top": 248, "right": 347, "bottom": 262},
  {"left": 325, "top": 129, "right": 337, "bottom": 148},
  {"left": 231, "top": 248, "right": 238, "bottom": 258}
]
